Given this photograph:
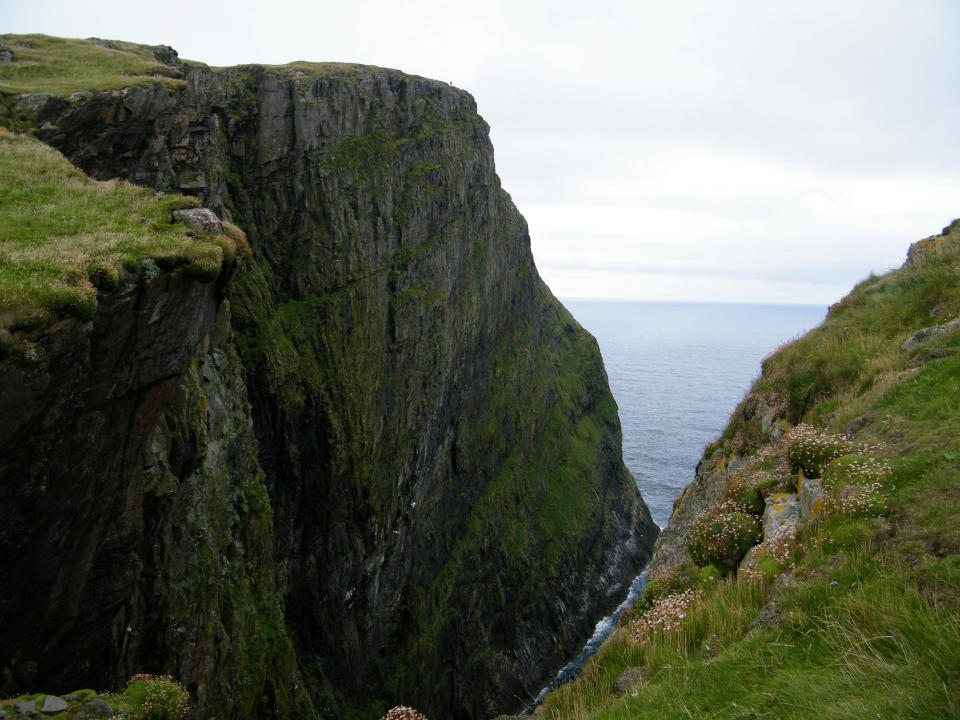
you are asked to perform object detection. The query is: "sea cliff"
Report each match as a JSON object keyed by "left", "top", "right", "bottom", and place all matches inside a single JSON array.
[{"left": 0, "top": 35, "right": 657, "bottom": 720}]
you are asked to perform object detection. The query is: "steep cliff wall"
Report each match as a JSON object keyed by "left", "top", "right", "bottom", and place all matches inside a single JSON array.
[
  {"left": 1, "top": 36, "right": 657, "bottom": 720},
  {"left": 0, "top": 266, "right": 312, "bottom": 718}
]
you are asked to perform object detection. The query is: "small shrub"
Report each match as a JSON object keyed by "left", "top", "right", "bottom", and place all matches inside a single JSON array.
[
  {"left": 784, "top": 423, "right": 853, "bottom": 476},
  {"left": 731, "top": 422, "right": 764, "bottom": 455},
  {"left": 381, "top": 707, "right": 429, "bottom": 720},
  {"left": 140, "top": 258, "right": 161, "bottom": 280},
  {"left": 212, "top": 234, "right": 237, "bottom": 264},
  {"left": 687, "top": 500, "right": 761, "bottom": 570},
  {"left": 624, "top": 567, "right": 698, "bottom": 623},
  {"left": 124, "top": 674, "right": 190, "bottom": 720}
]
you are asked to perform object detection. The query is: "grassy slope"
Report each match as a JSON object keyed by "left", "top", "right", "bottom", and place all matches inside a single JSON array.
[{"left": 541, "top": 224, "right": 960, "bottom": 720}]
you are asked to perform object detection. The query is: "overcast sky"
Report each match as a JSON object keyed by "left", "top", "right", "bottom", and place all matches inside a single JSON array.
[{"left": 6, "top": 0, "right": 959, "bottom": 304}]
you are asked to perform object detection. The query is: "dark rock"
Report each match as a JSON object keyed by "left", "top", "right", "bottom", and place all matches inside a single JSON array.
[
  {"left": 151, "top": 45, "right": 178, "bottom": 66},
  {"left": 12, "top": 700, "right": 36, "bottom": 716},
  {"left": 86, "top": 698, "right": 113, "bottom": 718},
  {"left": 842, "top": 411, "right": 877, "bottom": 435},
  {"left": 0, "top": 47, "right": 12, "bottom": 63}
]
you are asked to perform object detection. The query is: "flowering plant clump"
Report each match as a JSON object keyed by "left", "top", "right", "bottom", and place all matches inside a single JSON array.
[
  {"left": 381, "top": 707, "right": 429, "bottom": 720},
  {"left": 784, "top": 424, "right": 853, "bottom": 476},
  {"left": 628, "top": 588, "right": 703, "bottom": 645},
  {"left": 739, "top": 522, "right": 799, "bottom": 582},
  {"left": 823, "top": 482, "right": 887, "bottom": 518},
  {"left": 822, "top": 456, "right": 893, "bottom": 493},
  {"left": 124, "top": 674, "right": 190, "bottom": 720},
  {"left": 687, "top": 500, "right": 762, "bottom": 570}
]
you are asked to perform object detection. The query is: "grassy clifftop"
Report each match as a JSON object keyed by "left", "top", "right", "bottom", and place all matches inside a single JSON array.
[
  {"left": 0, "top": 34, "right": 185, "bottom": 94},
  {"left": 0, "top": 132, "right": 246, "bottom": 332},
  {"left": 541, "top": 223, "right": 960, "bottom": 719}
]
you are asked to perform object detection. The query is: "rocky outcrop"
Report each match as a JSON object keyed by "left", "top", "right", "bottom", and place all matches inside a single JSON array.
[
  {"left": 2, "top": 40, "right": 657, "bottom": 720},
  {"left": 904, "top": 218, "right": 959, "bottom": 265}
]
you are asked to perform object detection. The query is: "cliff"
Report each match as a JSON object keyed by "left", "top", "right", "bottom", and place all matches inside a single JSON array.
[
  {"left": 0, "top": 35, "right": 658, "bottom": 720},
  {"left": 538, "top": 221, "right": 960, "bottom": 719}
]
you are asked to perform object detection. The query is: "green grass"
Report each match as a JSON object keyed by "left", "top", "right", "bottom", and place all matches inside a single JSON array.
[
  {"left": 0, "top": 132, "right": 232, "bottom": 330},
  {"left": 0, "top": 34, "right": 186, "bottom": 95},
  {"left": 541, "top": 229, "right": 960, "bottom": 719}
]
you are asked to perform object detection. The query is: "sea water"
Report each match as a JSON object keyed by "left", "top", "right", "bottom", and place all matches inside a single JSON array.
[
  {"left": 565, "top": 300, "right": 826, "bottom": 528},
  {"left": 531, "top": 300, "right": 825, "bottom": 706}
]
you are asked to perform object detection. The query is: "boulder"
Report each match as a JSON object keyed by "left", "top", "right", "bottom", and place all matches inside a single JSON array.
[
  {"left": 901, "top": 317, "right": 960, "bottom": 350},
  {"left": 41, "top": 696, "right": 68, "bottom": 714},
  {"left": 798, "top": 477, "right": 824, "bottom": 520},
  {"left": 87, "top": 698, "right": 113, "bottom": 718},
  {"left": 172, "top": 207, "right": 222, "bottom": 235},
  {"left": 12, "top": 700, "right": 36, "bottom": 716},
  {"left": 763, "top": 493, "right": 800, "bottom": 537}
]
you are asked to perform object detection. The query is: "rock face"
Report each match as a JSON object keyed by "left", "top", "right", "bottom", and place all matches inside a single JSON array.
[
  {"left": 0, "top": 270, "right": 312, "bottom": 717},
  {"left": 1, "top": 42, "right": 658, "bottom": 720}
]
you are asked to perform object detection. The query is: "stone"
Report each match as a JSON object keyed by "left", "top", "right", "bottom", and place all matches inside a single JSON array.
[
  {"left": 151, "top": 45, "right": 178, "bottom": 66},
  {"left": 739, "top": 543, "right": 760, "bottom": 571},
  {"left": 41, "top": 695, "right": 68, "bottom": 714},
  {"left": 0, "top": 48, "right": 13, "bottom": 63},
  {"left": 749, "top": 601, "right": 781, "bottom": 631},
  {"left": 798, "top": 477, "right": 824, "bottom": 521},
  {"left": 763, "top": 493, "right": 800, "bottom": 537},
  {"left": 614, "top": 666, "right": 646, "bottom": 694},
  {"left": 12, "top": 700, "right": 36, "bottom": 715},
  {"left": 901, "top": 317, "right": 960, "bottom": 350},
  {"left": 87, "top": 699, "right": 114, "bottom": 718},
  {"left": 172, "top": 208, "right": 222, "bottom": 235}
]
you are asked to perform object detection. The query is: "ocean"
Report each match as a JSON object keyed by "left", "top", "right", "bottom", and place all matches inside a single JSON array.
[{"left": 563, "top": 300, "right": 827, "bottom": 528}]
